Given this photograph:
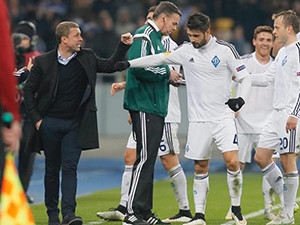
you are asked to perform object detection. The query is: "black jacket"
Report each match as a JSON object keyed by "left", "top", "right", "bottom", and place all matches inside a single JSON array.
[{"left": 23, "top": 42, "right": 130, "bottom": 152}]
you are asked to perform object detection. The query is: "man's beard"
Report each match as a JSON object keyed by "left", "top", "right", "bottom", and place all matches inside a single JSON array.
[{"left": 192, "top": 38, "right": 206, "bottom": 49}]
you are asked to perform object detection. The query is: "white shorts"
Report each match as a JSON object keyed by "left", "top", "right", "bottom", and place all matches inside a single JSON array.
[
  {"left": 238, "top": 133, "right": 280, "bottom": 164},
  {"left": 185, "top": 119, "right": 238, "bottom": 160},
  {"left": 126, "top": 122, "right": 180, "bottom": 156},
  {"left": 258, "top": 109, "right": 299, "bottom": 155}
]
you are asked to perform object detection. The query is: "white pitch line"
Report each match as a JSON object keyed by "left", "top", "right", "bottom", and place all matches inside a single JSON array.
[
  {"left": 83, "top": 219, "right": 105, "bottom": 225},
  {"left": 220, "top": 197, "right": 300, "bottom": 225}
]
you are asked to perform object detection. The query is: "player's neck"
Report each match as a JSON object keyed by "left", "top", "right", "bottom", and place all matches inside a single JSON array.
[
  {"left": 255, "top": 52, "right": 270, "bottom": 65},
  {"left": 285, "top": 34, "right": 297, "bottom": 46}
]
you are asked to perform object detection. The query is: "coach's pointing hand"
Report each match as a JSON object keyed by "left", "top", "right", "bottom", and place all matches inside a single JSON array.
[{"left": 121, "top": 33, "right": 133, "bottom": 45}]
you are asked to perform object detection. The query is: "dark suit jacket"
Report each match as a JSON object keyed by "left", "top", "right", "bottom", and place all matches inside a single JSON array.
[{"left": 23, "top": 42, "right": 130, "bottom": 152}]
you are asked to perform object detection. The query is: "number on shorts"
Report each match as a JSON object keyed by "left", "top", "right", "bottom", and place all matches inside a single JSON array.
[
  {"left": 233, "top": 134, "right": 238, "bottom": 144},
  {"left": 279, "top": 137, "right": 288, "bottom": 151},
  {"left": 160, "top": 139, "right": 167, "bottom": 152}
]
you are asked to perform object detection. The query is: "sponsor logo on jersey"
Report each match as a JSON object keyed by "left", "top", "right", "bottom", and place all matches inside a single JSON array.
[
  {"left": 282, "top": 55, "right": 287, "bottom": 66},
  {"left": 236, "top": 65, "right": 246, "bottom": 72},
  {"left": 211, "top": 55, "right": 220, "bottom": 67},
  {"left": 189, "top": 58, "right": 194, "bottom": 62},
  {"left": 163, "top": 51, "right": 171, "bottom": 55}
]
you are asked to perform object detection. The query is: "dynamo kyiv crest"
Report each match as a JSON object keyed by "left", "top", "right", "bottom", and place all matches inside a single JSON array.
[{"left": 211, "top": 55, "right": 220, "bottom": 67}]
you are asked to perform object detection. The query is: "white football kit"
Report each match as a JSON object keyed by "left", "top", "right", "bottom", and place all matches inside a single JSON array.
[
  {"left": 251, "top": 41, "right": 300, "bottom": 154},
  {"left": 130, "top": 35, "right": 251, "bottom": 160},
  {"left": 234, "top": 52, "right": 279, "bottom": 163},
  {"left": 126, "top": 36, "right": 181, "bottom": 156}
]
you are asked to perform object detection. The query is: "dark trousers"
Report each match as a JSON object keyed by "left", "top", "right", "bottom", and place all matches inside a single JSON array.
[
  {"left": 127, "top": 111, "right": 165, "bottom": 216},
  {"left": 18, "top": 118, "right": 36, "bottom": 192},
  {"left": 39, "top": 117, "right": 81, "bottom": 219}
]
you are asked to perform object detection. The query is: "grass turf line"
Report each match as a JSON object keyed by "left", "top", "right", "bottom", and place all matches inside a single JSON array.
[{"left": 31, "top": 173, "right": 300, "bottom": 225}]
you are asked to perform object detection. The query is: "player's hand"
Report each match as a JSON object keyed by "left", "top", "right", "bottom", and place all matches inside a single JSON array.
[
  {"left": 225, "top": 97, "right": 245, "bottom": 112},
  {"left": 286, "top": 116, "right": 298, "bottom": 133},
  {"left": 114, "top": 61, "right": 130, "bottom": 71},
  {"left": 169, "top": 70, "right": 182, "bottom": 87},
  {"left": 128, "top": 114, "right": 132, "bottom": 125},
  {"left": 235, "top": 111, "right": 239, "bottom": 118},
  {"left": 1, "top": 121, "right": 22, "bottom": 153},
  {"left": 121, "top": 33, "right": 133, "bottom": 45},
  {"left": 111, "top": 82, "right": 126, "bottom": 96},
  {"left": 35, "top": 119, "right": 42, "bottom": 131}
]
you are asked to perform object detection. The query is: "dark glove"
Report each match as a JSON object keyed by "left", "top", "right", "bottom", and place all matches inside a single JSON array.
[
  {"left": 225, "top": 97, "right": 245, "bottom": 112},
  {"left": 114, "top": 61, "right": 130, "bottom": 71}
]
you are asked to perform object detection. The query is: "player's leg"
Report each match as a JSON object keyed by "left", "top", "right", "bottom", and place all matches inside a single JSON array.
[
  {"left": 215, "top": 118, "right": 246, "bottom": 225},
  {"left": 183, "top": 122, "right": 213, "bottom": 225},
  {"left": 159, "top": 123, "right": 192, "bottom": 223},
  {"left": 97, "top": 132, "right": 136, "bottom": 221}
]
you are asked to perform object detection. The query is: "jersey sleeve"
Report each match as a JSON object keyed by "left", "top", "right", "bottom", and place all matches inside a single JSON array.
[
  {"left": 250, "top": 62, "right": 276, "bottom": 87},
  {"left": 291, "top": 62, "right": 300, "bottom": 118},
  {"left": 226, "top": 47, "right": 249, "bottom": 82},
  {"left": 128, "top": 34, "right": 170, "bottom": 82}
]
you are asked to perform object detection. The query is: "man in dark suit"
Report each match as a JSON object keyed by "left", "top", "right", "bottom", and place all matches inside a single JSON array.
[{"left": 23, "top": 21, "right": 132, "bottom": 225}]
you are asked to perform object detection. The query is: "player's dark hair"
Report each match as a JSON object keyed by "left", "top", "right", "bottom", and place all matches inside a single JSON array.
[
  {"left": 186, "top": 12, "right": 210, "bottom": 33},
  {"left": 56, "top": 21, "right": 79, "bottom": 44},
  {"left": 148, "top": 6, "right": 157, "bottom": 13},
  {"left": 272, "top": 10, "right": 299, "bottom": 34},
  {"left": 253, "top": 26, "right": 274, "bottom": 40},
  {"left": 152, "top": 1, "right": 182, "bottom": 19}
]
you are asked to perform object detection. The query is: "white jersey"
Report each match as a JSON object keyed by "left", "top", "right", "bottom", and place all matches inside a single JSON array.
[
  {"left": 234, "top": 52, "right": 274, "bottom": 133},
  {"left": 251, "top": 41, "right": 300, "bottom": 117},
  {"left": 162, "top": 36, "right": 181, "bottom": 123},
  {"left": 130, "top": 35, "right": 249, "bottom": 122}
]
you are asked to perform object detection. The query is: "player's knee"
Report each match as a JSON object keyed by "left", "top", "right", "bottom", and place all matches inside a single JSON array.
[
  {"left": 254, "top": 152, "right": 264, "bottom": 167},
  {"left": 194, "top": 160, "right": 209, "bottom": 173},
  {"left": 226, "top": 160, "right": 239, "bottom": 171}
]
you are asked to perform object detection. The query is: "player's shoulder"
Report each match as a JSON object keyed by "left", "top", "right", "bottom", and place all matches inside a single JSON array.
[
  {"left": 215, "top": 39, "right": 240, "bottom": 59},
  {"left": 174, "top": 41, "right": 192, "bottom": 51},
  {"left": 240, "top": 53, "right": 253, "bottom": 60}
]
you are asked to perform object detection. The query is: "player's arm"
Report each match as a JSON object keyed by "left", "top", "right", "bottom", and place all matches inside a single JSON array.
[
  {"left": 250, "top": 62, "right": 276, "bottom": 87},
  {"left": 226, "top": 48, "right": 251, "bottom": 112},
  {"left": 128, "top": 35, "right": 171, "bottom": 82},
  {"left": 286, "top": 63, "right": 300, "bottom": 132}
]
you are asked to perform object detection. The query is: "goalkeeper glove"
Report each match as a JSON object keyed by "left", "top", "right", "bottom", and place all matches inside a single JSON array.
[
  {"left": 225, "top": 97, "right": 245, "bottom": 112},
  {"left": 114, "top": 61, "right": 130, "bottom": 71}
]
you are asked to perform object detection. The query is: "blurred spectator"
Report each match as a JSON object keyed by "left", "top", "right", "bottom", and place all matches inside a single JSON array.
[
  {"left": 230, "top": 25, "right": 252, "bottom": 55},
  {"left": 115, "top": 7, "right": 136, "bottom": 36}
]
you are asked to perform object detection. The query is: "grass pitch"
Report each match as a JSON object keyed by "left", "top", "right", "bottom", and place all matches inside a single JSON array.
[{"left": 31, "top": 173, "right": 300, "bottom": 225}]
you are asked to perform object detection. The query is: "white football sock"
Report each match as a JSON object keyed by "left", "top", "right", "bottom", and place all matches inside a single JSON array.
[
  {"left": 119, "top": 165, "right": 133, "bottom": 207},
  {"left": 283, "top": 171, "right": 299, "bottom": 218},
  {"left": 262, "top": 175, "right": 273, "bottom": 209},
  {"left": 169, "top": 164, "right": 190, "bottom": 210},
  {"left": 193, "top": 173, "right": 209, "bottom": 214},
  {"left": 227, "top": 169, "right": 243, "bottom": 206}
]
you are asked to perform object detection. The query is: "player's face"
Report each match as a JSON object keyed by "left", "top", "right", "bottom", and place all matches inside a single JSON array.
[
  {"left": 273, "top": 16, "right": 289, "bottom": 44},
  {"left": 186, "top": 28, "right": 208, "bottom": 49},
  {"left": 63, "top": 27, "right": 83, "bottom": 52},
  {"left": 145, "top": 12, "right": 154, "bottom": 24},
  {"left": 160, "top": 13, "right": 180, "bottom": 35},
  {"left": 253, "top": 32, "right": 273, "bottom": 57}
]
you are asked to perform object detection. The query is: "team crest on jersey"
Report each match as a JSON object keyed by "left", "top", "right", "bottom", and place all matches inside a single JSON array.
[
  {"left": 236, "top": 65, "right": 246, "bottom": 72},
  {"left": 211, "top": 55, "right": 220, "bottom": 67},
  {"left": 282, "top": 56, "right": 287, "bottom": 66}
]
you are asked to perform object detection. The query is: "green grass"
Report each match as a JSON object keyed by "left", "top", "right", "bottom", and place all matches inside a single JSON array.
[{"left": 31, "top": 173, "right": 300, "bottom": 225}]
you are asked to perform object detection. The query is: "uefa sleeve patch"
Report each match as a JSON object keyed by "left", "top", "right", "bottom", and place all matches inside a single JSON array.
[
  {"left": 163, "top": 51, "right": 171, "bottom": 55},
  {"left": 297, "top": 72, "right": 300, "bottom": 76},
  {"left": 236, "top": 65, "right": 246, "bottom": 72}
]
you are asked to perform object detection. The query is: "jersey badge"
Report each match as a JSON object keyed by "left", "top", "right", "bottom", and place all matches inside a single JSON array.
[
  {"left": 163, "top": 51, "right": 171, "bottom": 55},
  {"left": 297, "top": 72, "right": 300, "bottom": 76},
  {"left": 189, "top": 58, "right": 194, "bottom": 63},
  {"left": 282, "top": 56, "right": 287, "bottom": 66},
  {"left": 211, "top": 55, "right": 220, "bottom": 67},
  {"left": 236, "top": 65, "right": 246, "bottom": 72}
]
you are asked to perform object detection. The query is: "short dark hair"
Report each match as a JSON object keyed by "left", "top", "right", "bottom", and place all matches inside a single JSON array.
[
  {"left": 56, "top": 21, "right": 79, "bottom": 44},
  {"left": 152, "top": 1, "right": 182, "bottom": 19},
  {"left": 272, "top": 10, "right": 299, "bottom": 34},
  {"left": 186, "top": 12, "right": 210, "bottom": 33},
  {"left": 148, "top": 6, "right": 157, "bottom": 13},
  {"left": 253, "top": 26, "right": 274, "bottom": 40}
]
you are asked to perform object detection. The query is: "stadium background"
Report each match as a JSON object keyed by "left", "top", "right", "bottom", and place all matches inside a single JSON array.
[{"left": 7, "top": 0, "right": 300, "bottom": 204}]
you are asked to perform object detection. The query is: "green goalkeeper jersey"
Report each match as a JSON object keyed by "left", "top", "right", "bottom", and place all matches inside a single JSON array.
[{"left": 124, "top": 20, "right": 170, "bottom": 117}]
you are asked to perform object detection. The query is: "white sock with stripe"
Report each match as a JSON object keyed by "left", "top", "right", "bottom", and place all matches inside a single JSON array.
[
  {"left": 284, "top": 171, "right": 299, "bottom": 218},
  {"left": 169, "top": 164, "right": 190, "bottom": 210},
  {"left": 262, "top": 162, "right": 284, "bottom": 208},
  {"left": 193, "top": 173, "right": 209, "bottom": 214},
  {"left": 262, "top": 175, "right": 273, "bottom": 209},
  {"left": 227, "top": 169, "right": 242, "bottom": 206},
  {"left": 120, "top": 165, "right": 133, "bottom": 207}
]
